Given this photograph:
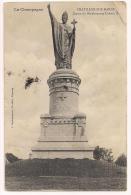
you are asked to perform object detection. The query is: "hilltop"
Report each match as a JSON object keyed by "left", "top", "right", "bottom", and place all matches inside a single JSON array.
[{"left": 5, "top": 158, "right": 126, "bottom": 177}]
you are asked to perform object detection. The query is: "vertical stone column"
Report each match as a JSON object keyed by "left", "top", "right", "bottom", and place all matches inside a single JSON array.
[{"left": 47, "top": 69, "right": 81, "bottom": 117}]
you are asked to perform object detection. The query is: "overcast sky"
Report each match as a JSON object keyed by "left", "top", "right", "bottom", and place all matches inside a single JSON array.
[{"left": 4, "top": 2, "right": 126, "bottom": 159}]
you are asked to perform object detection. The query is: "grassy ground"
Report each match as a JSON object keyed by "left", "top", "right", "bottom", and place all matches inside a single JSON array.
[
  {"left": 5, "top": 176, "right": 126, "bottom": 191},
  {"left": 5, "top": 158, "right": 126, "bottom": 177},
  {"left": 5, "top": 159, "right": 127, "bottom": 191}
]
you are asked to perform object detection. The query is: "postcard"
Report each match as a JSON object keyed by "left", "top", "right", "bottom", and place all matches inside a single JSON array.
[{"left": 4, "top": 1, "right": 126, "bottom": 191}]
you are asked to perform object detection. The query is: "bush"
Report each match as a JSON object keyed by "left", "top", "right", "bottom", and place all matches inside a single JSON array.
[
  {"left": 115, "top": 154, "right": 127, "bottom": 167},
  {"left": 6, "top": 153, "right": 20, "bottom": 163},
  {"left": 93, "top": 146, "right": 102, "bottom": 160},
  {"left": 93, "top": 146, "right": 113, "bottom": 162}
]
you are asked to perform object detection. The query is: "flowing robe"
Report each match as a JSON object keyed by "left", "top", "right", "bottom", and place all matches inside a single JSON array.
[{"left": 48, "top": 10, "right": 75, "bottom": 69}]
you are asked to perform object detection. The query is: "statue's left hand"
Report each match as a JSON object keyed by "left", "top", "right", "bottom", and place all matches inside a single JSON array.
[{"left": 73, "top": 26, "right": 76, "bottom": 31}]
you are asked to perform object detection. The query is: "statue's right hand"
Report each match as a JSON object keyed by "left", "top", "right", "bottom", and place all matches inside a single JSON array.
[{"left": 47, "top": 4, "right": 50, "bottom": 9}]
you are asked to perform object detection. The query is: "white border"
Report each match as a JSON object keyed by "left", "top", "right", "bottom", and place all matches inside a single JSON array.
[
  {"left": 0, "top": 0, "right": 4, "bottom": 193},
  {"left": 0, "top": 0, "right": 131, "bottom": 194}
]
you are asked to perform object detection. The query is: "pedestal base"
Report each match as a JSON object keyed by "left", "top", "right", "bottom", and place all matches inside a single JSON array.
[
  {"left": 31, "top": 114, "right": 94, "bottom": 159},
  {"left": 31, "top": 69, "right": 94, "bottom": 159},
  {"left": 31, "top": 149, "right": 94, "bottom": 159}
]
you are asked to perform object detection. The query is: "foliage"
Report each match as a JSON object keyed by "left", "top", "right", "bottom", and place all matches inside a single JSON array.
[
  {"left": 115, "top": 154, "right": 127, "bottom": 167},
  {"left": 93, "top": 146, "right": 102, "bottom": 160},
  {"left": 93, "top": 146, "right": 113, "bottom": 162},
  {"left": 6, "top": 153, "right": 20, "bottom": 163}
]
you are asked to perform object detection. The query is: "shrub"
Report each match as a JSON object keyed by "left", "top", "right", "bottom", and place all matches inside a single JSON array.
[
  {"left": 115, "top": 154, "right": 127, "bottom": 167},
  {"left": 93, "top": 146, "right": 113, "bottom": 162},
  {"left": 5, "top": 153, "right": 20, "bottom": 163}
]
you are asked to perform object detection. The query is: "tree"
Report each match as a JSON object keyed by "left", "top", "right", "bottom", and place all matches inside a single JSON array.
[
  {"left": 93, "top": 146, "right": 102, "bottom": 160},
  {"left": 93, "top": 146, "right": 113, "bottom": 162},
  {"left": 5, "top": 153, "right": 20, "bottom": 163},
  {"left": 101, "top": 148, "right": 113, "bottom": 162},
  {"left": 115, "top": 154, "right": 127, "bottom": 167}
]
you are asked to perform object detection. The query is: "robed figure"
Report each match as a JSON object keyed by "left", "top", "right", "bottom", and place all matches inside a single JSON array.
[{"left": 47, "top": 4, "right": 76, "bottom": 69}]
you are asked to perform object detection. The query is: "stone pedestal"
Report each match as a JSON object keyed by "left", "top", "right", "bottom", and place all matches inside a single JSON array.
[{"left": 32, "top": 69, "right": 94, "bottom": 159}]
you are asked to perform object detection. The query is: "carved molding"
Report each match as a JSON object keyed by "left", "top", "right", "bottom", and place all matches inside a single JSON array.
[
  {"left": 48, "top": 77, "right": 81, "bottom": 88},
  {"left": 40, "top": 116, "right": 86, "bottom": 126}
]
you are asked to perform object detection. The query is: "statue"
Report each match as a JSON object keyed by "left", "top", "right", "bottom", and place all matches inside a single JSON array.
[{"left": 47, "top": 4, "right": 77, "bottom": 69}]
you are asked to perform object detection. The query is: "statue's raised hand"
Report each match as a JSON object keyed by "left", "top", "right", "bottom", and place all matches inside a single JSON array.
[{"left": 47, "top": 4, "right": 50, "bottom": 10}]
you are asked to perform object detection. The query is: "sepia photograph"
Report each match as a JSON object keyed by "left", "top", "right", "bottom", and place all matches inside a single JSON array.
[{"left": 4, "top": 1, "right": 126, "bottom": 191}]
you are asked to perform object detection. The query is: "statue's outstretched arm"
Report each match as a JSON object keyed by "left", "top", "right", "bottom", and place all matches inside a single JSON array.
[
  {"left": 47, "top": 4, "right": 56, "bottom": 22},
  {"left": 47, "top": 4, "right": 52, "bottom": 18}
]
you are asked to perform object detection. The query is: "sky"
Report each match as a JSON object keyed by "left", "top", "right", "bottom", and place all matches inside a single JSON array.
[{"left": 4, "top": 1, "right": 126, "bottom": 159}]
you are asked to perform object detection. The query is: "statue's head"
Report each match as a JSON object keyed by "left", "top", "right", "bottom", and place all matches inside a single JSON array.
[{"left": 62, "top": 11, "right": 68, "bottom": 24}]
